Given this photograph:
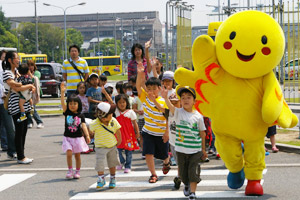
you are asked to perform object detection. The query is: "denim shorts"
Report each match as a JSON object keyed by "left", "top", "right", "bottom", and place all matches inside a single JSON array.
[{"left": 142, "top": 131, "right": 169, "bottom": 160}]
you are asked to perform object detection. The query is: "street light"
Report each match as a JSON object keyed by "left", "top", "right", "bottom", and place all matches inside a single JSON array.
[{"left": 43, "top": 2, "right": 86, "bottom": 60}]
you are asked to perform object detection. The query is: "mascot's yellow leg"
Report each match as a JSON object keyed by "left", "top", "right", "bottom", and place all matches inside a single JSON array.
[
  {"left": 243, "top": 139, "right": 266, "bottom": 180},
  {"left": 215, "top": 134, "right": 244, "bottom": 173}
]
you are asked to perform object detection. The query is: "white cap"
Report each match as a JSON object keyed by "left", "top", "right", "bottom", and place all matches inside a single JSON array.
[
  {"left": 162, "top": 71, "right": 174, "bottom": 80},
  {"left": 97, "top": 102, "right": 116, "bottom": 117},
  {"left": 89, "top": 73, "right": 99, "bottom": 79},
  {"left": 104, "top": 83, "right": 114, "bottom": 89}
]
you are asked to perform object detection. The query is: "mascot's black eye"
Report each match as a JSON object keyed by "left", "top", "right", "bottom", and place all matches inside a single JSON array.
[
  {"left": 229, "top": 31, "right": 236, "bottom": 40},
  {"left": 261, "top": 35, "right": 267, "bottom": 44}
]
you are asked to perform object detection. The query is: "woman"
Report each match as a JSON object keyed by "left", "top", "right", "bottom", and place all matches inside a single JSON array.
[
  {"left": 27, "top": 60, "right": 44, "bottom": 129},
  {"left": 2, "top": 51, "right": 35, "bottom": 164},
  {"left": 127, "top": 43, "right": 148, "bottom": 81}
]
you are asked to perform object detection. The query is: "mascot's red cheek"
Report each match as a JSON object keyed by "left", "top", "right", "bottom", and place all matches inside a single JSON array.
[
  {"left": 224, "top": 42, "right": 232, "bottom": 50},
  {"left": 262, "top": 47, "right": 271, "bottom": 55}
]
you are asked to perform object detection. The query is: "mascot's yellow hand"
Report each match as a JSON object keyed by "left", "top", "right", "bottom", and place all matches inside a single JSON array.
[{"left": 277, "top": 101, "right": 298, "bottom": 128}]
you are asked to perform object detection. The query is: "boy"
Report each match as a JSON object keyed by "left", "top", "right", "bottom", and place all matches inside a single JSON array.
[
  {"left": 86, "top": 73, "right": 102, "bottom": 119},
  {"left": 17, "top": 64, "right": 33, "bottom": 122},
  {"left": 129, "top": 75, "right": 137, "bottom": 88},
  {"left": 136, "top": 62, "right": 170, "bottom": 184},
  {"left": 89, "top": 102, "right": 122, "bottom": 189},
  {"left": 99, "top": 75, "right": 107, "bottom": 87},
  {"left": 161, "top": 86, "right": 207, "bottom": 200}
]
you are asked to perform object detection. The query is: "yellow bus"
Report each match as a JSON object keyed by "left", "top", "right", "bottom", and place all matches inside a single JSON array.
[
  {"left": 18, "top": 53, "right": 48, "bottom": 64},
  {"left": 82, "top": 55, "right": 122, "bottom": 76}
]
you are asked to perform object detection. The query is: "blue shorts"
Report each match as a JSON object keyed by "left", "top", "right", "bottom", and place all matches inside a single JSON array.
[{"left": 142, "top": 131, "right": 169, "bottom": 160}]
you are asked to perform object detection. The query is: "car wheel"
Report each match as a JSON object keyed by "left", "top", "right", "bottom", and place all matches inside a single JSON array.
[
  {"left": 104, "top": 71, "right": 111, "bottom": 76},
  {"left": 51, "top": 86, "right": 60, "bottom": 98}
]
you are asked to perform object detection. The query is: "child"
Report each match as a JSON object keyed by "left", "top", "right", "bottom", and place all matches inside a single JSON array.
[
  {"left": 265, "top": 125, "right": 279, "bottom": 153},
  {"left": 76, "top": 82, "right": 89, "bottom": 118},
  {"left": 99, "top": 75, "right": 107, "bottom": 87},
  {"left": 161, "top": 86, "right": 207, "bottom": 199},
  {"left": 161, "top": 71, "right": 175, "bottom": 98},
  {"left": 129, "top": 75, "right": 137, "bottom": 88},
  {"left": 115, "top": 94, "right": 140, "bottom": 173},
  {"left": 17, "top": 63, "right": 33, "bottom": 122},
  {"left": 86, "top": 73, "right": 102, "bottom": 119},
  {"left": 60, "top": 82, "right": 90, "bottom": 179},
  {"left": 136, "top": 62, "right": 170, "bottom": 183},
  {"left": 115, "top": 81, "right": 124, "bottom": 94},
  {"left": 89, "top": 102, "right": 122, "bottom": 189},
  {"left": 124, "top": 83, "right": 135, "bottom": 108}
]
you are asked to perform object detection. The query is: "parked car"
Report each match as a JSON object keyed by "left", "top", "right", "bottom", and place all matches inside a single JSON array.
[
  {"left": 276, "top": 59, "right": 299, "bottom": 80},
  {"left": 36, "top": 63, "right": 63, "bottom": 97}
]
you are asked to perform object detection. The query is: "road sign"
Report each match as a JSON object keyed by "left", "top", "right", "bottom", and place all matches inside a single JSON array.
[{"left": 96, "top": 52, "right": 103, "bottom": 56}]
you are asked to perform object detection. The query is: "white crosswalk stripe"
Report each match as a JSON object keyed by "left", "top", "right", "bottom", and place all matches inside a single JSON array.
[
  {"left": 0, "top": 173, "right": 36, "bottom": 192},
  {"left": 70, "top": 169, "right": 267, "bottom": 199}
]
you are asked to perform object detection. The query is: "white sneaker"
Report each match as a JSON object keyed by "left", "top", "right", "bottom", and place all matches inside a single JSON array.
[
  {"left": 37, "top": 123, "right": 44, "bottom": 129},
  {"left": 17, "top": 158, "right": 33, "bottom": 164},
  {"left": 28, "top": 123, "right": 33, "bottom": 128}
]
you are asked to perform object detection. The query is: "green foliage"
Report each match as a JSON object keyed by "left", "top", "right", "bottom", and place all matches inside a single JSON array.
[
  {"left": 0, "top": 7, "right": 11, "bottom": 31},
  {"left": 0, "top": 7, "right": 17, "bottom": 47},
  {"left": 92, "top": 38, "right": 121, "bottom": 56},
  {"left": 67, "top": 28, "right": 83, "bottom": 49}
]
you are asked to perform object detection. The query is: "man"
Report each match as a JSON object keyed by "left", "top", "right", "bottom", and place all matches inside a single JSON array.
[{"left": 62, "top": 45, "right": 89, "bottom": 97}]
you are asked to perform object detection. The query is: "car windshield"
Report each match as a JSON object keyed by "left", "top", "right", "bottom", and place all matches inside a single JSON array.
[{"left": 37, "top": 65, "right": 54, "bottom": 76}]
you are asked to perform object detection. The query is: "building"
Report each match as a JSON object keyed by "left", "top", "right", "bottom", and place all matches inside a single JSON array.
[{"left": 9, "top": 11, "right": 163, "bottom": 55}]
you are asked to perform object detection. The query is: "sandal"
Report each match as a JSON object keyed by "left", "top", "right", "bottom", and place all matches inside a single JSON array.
[
  {"left": 272, "top": 147, "right": 279, "bottom": 153},
  {"left": 149, "top": 175, "right": 158, "bottom": 183},
  {"left": 162, "top": 162, "right": 171, "bottom": 175}
]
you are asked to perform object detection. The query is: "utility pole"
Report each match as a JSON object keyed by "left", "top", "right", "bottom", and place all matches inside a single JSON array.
[
  {"left": 97, "top": 12, "right": 100, "bottom": 53},
  {"left": 114, "top": 16, "right": 117, "bottom": 55},
  {"left": 34, "top": 0, "right": 39, "bottom": 53}
]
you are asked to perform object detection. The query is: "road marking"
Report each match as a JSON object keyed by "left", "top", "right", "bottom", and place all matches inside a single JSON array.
[
  {"left": 70, "top": 191, "right": 253, "bottom": 199},
  {"left": 0, "top": 173, "right": 36, "bottom": 192},
  {"left": 88, "top": 179, "right": 264, "bottom": 188}
]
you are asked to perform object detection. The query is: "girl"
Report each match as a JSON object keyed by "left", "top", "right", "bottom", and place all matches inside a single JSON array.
[
  {"left": 115, "top": 94, "right": 140, "bottom": 173},
  {"left": 60, "top": 82, "right": 90, "bottom": 179},
  {"left": 76, "top": 82, "right": 89, "bottom": 118}
]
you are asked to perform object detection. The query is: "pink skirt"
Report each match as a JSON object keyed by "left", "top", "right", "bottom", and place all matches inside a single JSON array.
[{"left": 62, "top": 136, "right": 89, "bottom": 153}]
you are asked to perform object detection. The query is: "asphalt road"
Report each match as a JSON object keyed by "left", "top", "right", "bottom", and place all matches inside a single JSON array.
[{"left": 1, "top": 117, "right": 300, "bottom": 200}]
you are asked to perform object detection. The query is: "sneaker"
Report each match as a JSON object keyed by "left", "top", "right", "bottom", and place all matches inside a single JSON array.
[
  {"left": 17, "top": 115, "right": 27, "bottom": 123},
  {"left": 189, "top": 192, "right": 196, "bottom": 200},
  {"left": 7, "top": 153, "right": 17, "bottom": 161},
  {"left": 73, "top": 170, "right": 80, "bottom": 179},
  {"left": 183, "top": 184, "right": 190, "bottom": 196},
  {"left": 173, "top": 176, "right": 181, "bottom": 190},
  {"left": 66, "top": 169, "right": 74, "bottom": 179},
  {"left": 37, "top": 123, "right": 44, "bottom": 129},
  {"left": 109, "top": 178, "right": 116, "bottom": 189},
  {"left": 17, "top": 158, "right": 33, "bottom": 164},
  {"left": 27, "top": 123, "right": 33, "bottom": 128},
  {"left": 124, "top": 168, "right": 131, "bottom": 173},
  {"left": 170, "top": 156, "right": 177, "bottom": 166},
  {"left": 116, "top": 164, "right": 123, "bottom": 170},
  {"left": 96, "top": 177, "right": 106, "bottom": 189}
]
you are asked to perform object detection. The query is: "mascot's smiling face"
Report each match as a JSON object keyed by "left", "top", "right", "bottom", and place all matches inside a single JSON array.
[{"left": 215, "top": 10, "right": 285, "bottom": 79}]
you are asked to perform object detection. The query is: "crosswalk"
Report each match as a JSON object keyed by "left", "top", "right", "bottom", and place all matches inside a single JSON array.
[
  {"left": 0, "top": 173, "right": 36, "bottom": 192},
  {"left": 70, "top": 169, "right": 267, "bottom": 200}
]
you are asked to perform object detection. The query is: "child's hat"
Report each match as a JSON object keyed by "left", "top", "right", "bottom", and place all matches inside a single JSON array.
[
  {"left": 162, "top": 71, "right": 174, "bottom": 81},
  {"left": 89, "top": 73, "right": 99, "bottom": 79},
  {"left": 169, "top": 92, "right": 179, "bottom": 101},
  {"left": 104, "top": 83, "right": 114, "bottom": 89},
  {"left": 177, "top": 86, "right": 196, "bottom": 99},
  {"left": 97, "top": 102, "right": 116, "bottom": 118}
]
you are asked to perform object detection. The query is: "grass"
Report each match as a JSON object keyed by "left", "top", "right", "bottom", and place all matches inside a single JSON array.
[
  {"left": 37, "top": 110, "right": 62, "bottom": 115},
  {"left": 37, "top": 103, "right": 60, "bottom": 106},
  {"left": 277, "top": 141, "right": 300, "bottom": 146},
  {"left": 107, "top": 74, "right": 127, "bottom": 81}
]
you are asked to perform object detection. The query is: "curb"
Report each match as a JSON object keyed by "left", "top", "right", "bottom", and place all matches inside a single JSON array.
[{"left": 265, "top": 141, "right": 300, "bottom": 154}]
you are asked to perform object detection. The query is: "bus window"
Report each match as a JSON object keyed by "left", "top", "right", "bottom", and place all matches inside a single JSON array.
[
  {"left": 103, "top": 58, "right": 120, "bottom": 65},
  {"left": 86, "top": 59, "right": 100, "bottom": 66}
]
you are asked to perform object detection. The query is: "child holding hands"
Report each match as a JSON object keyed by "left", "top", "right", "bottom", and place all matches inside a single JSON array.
[
  {"left": 60, "top": 82, "right": 90, "bottom": 179},
  {"left": 161, "top": 86, "right": 207, "bottom": 199}
]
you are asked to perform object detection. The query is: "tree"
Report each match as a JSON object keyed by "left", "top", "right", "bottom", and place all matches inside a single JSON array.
[
  {"left": 92, "top": 38, "right": 121, "bottom": 56},
  {"left": 0, "top": 7, "right": 17, "bottom": 48},
  {"left": 0, "top": 6, "right": 11, "bottom": 31},
  {"left": 66, "top": 28, "right": 83, "bottom": 49}
]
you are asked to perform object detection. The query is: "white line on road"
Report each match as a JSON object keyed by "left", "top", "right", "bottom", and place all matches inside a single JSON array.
[
  {"left": 70, "top": 191, "right": 253, "bottom": 199},
  {"left": 88, "top": 179, "right": 264, "bottom": 188},
  {"left": 0, "top": 173, "right": 36, "bottom": 192}
]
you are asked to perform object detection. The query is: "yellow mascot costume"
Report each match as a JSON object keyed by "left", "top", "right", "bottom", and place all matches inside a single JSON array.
[{"left": 174, "top": 10, "right": 298, "bottom": 196}]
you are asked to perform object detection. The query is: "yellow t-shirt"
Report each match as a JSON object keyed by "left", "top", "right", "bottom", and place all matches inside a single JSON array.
[
  {"left": 139, "top": 88, "right": 167, "bottom": 136},
  {"left": 89, "top": 117, "right": 121, "bottom": 148}
]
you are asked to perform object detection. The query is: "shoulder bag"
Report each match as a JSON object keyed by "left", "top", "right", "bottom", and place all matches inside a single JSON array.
[{"left": 69, "top": 60, "right": 85, "bottom": 82}]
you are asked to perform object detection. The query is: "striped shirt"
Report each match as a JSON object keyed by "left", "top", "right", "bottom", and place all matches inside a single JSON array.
[
  {"left": 139, "top": 88, "right": 167, "bottom": 136},
  {"left": 174, "top": 107, "right": 206, "bottom": 154},
  {"left": 62, "top": 57, "right": 89, "bottom": 91},
  {"left": 89, "top": 117, "right": 121, "bottom": 148},
  {"left": 3, "top": 70, "right": 31, "bottom": 115}
]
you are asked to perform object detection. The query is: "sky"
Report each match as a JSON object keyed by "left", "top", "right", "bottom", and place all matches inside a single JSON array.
[{"left": 0, "top": 0, "right": 277, "bottom": 27}]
